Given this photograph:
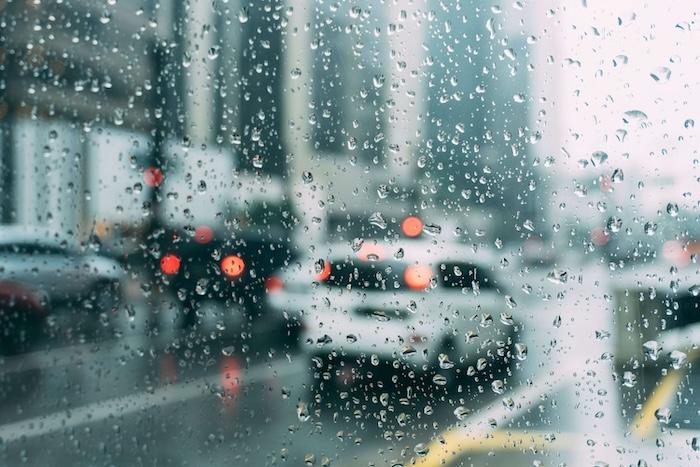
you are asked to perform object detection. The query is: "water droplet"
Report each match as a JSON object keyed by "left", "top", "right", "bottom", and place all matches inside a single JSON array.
[
  {"left": 195, "top": 278, "right": 209, "bottom": 295},
  {"left": 623, "top": 110, "right": 648, "bottom": 124},
  {"left": 684, "top": 119, "right": 695, "bottom": 129},
  {"left": 454, "top": 406, "right": 470, "bottom": 421},
  {"left": 182, "top": 52, "right": 192, "bottom": 68},
  {"left": 505, "top": 295, "right": 517, "bottom": 309},
  {"left": 591, "top": 151, "right": 609, "bottom": 167},
  {"left": 612, "top": 169, "right": 624, "bottom": 183},
  {"left": 432, "top": 374, "right": 448, "bottom": 386},
  {"left": 400, "top": 345, "right": 416, "bottom": 357},
  {"left": 414, "top": 443, "right": 430, "bottom": 457},
  {"left": 485, "top": 18, "right": 495, "bottom": 39},
  {"left": 113, "top": 108, "right": 125, "bottom": 126},
  {"left": 654, "top": 407, "right": 671, "bottom": 424},
  {"left": 500, "top": 312, "right": 515, "bottom": 326},
  {"left": 316, "top": 334, "right": 332, "bottom": 346},
  {"left": 368, "top": 212, "right": 387, "bottom": 230},
  {"left": 423, "top": 224, "right": 442, "bottom": 236},
  {"left": 547, "top": 269, "right": 568, "bottom": 285},
  {"left": 491, "top": 379, "right": 505, "bottom": 394},
  {"left": 689, "top": 285, "right": 700, "bottom": 296},
  {"left": 643, "top": 340, "right": 661, "bottom": 361},
  {"left": 290, "top": 67, "right": 302, "bottom": 79},
  {"left": 514, "top": 343, "right": 528, "bottom": 361},
  {"left": 372, "top": 74, "right": 385, "bottom": 88},
  {"left": 302, "top": 171, "right": 313, "bottom": 184},
  {"left": 351, "top": 238, "right": 364, "bottom": 252},
  {"left": 670, "top": 350, "right": 687, "bottom": 369},
  {"left": 623, "top": 371, "right": 637, "bottom": 387},
  {"left": 438, "top": 353, "right": 454, "bottom": 369},
  {"left": 666, "top": 203, "right": 679, "bottom": 217},
  {"left": 613, "top": 54, "right": 628, "bottom": 67},
  {"left": 207, "top": 46, "right": 220, "bottom": 60},
  {"left": 513, "top": 93, "right": 526, "bottom": 103},
  {"left": 238, "top": 7, "right": 249, "bottom": 23},
  {"left": 650, "top": 67, "right": 671, "bottom": 82},
  {"left": 606, "top": 216, "right": 623, "bottom": 233},
  {"left": 297, "top": 402, "right": 310, "bottom": 422},
  {"left": 643, "top": 221, "right": 657, "bottom": 236},
  {"left": 281, "top": 387, "right": 291, "bottom": 399},
  {"left": 553, "top": 315, "right": 562, "bottom": 328}
]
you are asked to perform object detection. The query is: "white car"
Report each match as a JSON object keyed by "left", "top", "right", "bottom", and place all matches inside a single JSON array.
[{"left": 267, "top": 240, "right": 520, "bottom": 388}]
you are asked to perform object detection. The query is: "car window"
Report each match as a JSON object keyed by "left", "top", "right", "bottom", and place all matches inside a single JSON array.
[
  {"left": 323, "top": 260, "right": 405, "bottom": 291},
  {"left": 438, "top": 262, "right": 494, "bottom": 290}
]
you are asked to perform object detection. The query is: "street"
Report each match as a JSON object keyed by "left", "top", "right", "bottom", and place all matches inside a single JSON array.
[{"left": 0, "top": 263, "right": 638, "bottom": 466}]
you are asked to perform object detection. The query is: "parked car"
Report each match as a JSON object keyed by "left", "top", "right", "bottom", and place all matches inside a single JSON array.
[
  {"left": 267, "top": 239, "right": 520, "bottom": 391},
  {"left": 0, "top": 226, "right": 125, "bottom": 341}
]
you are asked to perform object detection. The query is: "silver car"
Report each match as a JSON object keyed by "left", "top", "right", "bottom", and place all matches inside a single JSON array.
[{"left": 0, "top": 226, "right": 125, "bottom": 341}]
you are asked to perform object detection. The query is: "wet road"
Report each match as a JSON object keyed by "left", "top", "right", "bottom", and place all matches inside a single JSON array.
[{"left": 0, "top": 264, "right": 649, "bottom": 466}]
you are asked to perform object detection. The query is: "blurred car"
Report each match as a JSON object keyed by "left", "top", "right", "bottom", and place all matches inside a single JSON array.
[
  {"left": 153, "top": 145, "right": 293, "bottom": 329},
  {"left": 0, "top": 226, "right": 124, "bottom": 340},
  {"left": 267, "top": 239, "right": 520, "bottom": 389}
]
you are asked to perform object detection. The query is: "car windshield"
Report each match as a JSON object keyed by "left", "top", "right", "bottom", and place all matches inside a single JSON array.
[
  {"left": 437, "top": 262, "right": 494, "bottom": 290},
  {"left": 324, "top": 260, "right": 405, "bottom": 291}
]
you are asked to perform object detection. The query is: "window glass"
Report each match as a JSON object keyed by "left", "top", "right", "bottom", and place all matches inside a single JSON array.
[{"left": 2, "top": 1, "right": 700, "bottom": 466}]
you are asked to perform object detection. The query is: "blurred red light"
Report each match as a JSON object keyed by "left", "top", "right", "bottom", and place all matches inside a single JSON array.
[
  {"left": 316, "top": 259, "right": 331, "bottom": 281},
  {"left": 160, "top": 254, "right": 181, "bottom": 275},
  {"left": 221, "top": 255, "right": 245, "bottom": 279},
  {"left": 144, "top": 167, "right": 164, "bottom": 187},
  {"left": 220, "top": 356, "right": 241, "bottom": 411},
  {"left": 194, "top": 225, "right": 214, "bottom": 244},
  {"left": 590, "top": 227, "right": 609, "bottom": 246},
  {"left": 404, "top": 264, "right": 432, "bottom": 290},
  {"left": 265, "top": 276, "right": 284, "bottom": 293},
  {"left": 402, "top": 216, "right": 424, "bottom": 237}
]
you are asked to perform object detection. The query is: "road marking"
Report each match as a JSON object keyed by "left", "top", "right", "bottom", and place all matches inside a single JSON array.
[
  {"left": 0, "top": 358, "right": 305, "bottom": 443},
  {"left": 413, "top": 430, "right": 585, "bottom": 467},
  {"left": 410, "top": 375, "right": 568, "bottom": 466},
  {"left": 630, "top": 369, "right": 683, "bottom": 439}
]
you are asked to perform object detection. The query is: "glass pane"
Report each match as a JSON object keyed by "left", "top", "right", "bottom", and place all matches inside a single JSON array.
[{"left": 1, "top": 1, "right": 699, "bottom": 466}]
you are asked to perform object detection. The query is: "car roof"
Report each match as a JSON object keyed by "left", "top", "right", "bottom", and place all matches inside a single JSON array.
[
  {"left": 313, "top": 240, "right": 501, "bottom": 266},
  {"left": 0, "top": 226, "right": 73, "bottom": 249}
]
